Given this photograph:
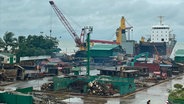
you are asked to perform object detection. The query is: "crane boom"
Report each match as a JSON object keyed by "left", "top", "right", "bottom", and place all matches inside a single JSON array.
[{"left": 49, "top": 1, "right": 82, "bottom": 47}]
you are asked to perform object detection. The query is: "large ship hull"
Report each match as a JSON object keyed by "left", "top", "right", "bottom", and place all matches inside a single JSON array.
[{"left": 135, "top": 41, "right": 176, "bottom": 57}]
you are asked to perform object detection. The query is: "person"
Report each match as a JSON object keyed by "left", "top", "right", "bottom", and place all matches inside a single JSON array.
[
  {"left": 165, "top": 100, "right": 169, "bottom": 104},
  {"left": 147, "top": 100, "right": 150, "bottom": 104}
]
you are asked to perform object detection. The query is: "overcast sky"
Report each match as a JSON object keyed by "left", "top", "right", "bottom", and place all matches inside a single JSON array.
[{"left": 0, "top": 0, "right": 183, "bottom": 52}]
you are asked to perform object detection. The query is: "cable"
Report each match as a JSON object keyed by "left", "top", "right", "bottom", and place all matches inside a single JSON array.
[{"left": 49, "top": 5, "right": 53, "bottom": 38}]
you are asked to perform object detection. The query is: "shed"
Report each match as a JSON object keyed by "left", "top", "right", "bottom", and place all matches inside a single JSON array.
[
  {"left": 174, "top": 49, "right": 184, "bottom": 63},
  {"left": 90, "top": 44, "right": 125, "bottom": 64},
  {"left": 0, "top": 53, "right": 16, "bottom": 64},
  {"left": 90, "top": 44, "right": 124, "bottom": 57}
]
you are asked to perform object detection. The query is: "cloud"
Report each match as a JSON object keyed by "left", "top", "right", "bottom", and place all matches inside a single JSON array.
[{"left": 0, "top": 0, "right": 184, "bottom": 51}]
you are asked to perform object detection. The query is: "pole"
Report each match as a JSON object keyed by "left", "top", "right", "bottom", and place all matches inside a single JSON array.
[{"left": 86, "top": 33, "right": 90, "bottom": 76}]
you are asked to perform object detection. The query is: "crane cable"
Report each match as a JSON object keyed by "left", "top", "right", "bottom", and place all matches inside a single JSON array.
[
  {"left": 50, "top": 4, "right": 82, "bottom": 40},
  {"left": 50, "top": 6, "right": 53, "bottom": 38}
]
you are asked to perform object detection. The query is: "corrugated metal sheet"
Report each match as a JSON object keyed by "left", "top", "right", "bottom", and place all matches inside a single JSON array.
[
  {"left": 0, "top": 52, "right": 14, "bottom": 57},
  {"left": 0, "top": 92, "right": 33, "bottom": 104},
  {"left": 170, "top": 42, "right": 184, "bottom": 59},
  {"left": 47, "top": 58, "right": 61, "bottom": 62},
  {"left": 90, "top": 44, "right": 118, "bottom": 50},
  {"left": 175, "top": 49, "right": 184, "bottom": 56}
]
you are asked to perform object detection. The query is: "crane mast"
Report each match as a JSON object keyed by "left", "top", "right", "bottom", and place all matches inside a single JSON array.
[
  {"left": 116, "top": 16, "right": 126, "bottom": 45},
  {"left": 49, "top": 1, "right": 85, "bottom": 50}
]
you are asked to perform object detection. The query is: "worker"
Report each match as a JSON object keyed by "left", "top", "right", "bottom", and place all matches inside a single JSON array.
[
  {"left": 165, "top": 100, "right": 170, "bottom": 104},
  {"left": 147, "top": 100, "right": 151, "bottom": 104}
]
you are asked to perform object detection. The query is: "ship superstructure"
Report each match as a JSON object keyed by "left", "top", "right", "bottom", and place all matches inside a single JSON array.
[
  {"left": 150, "top": 16, "right": 175, "bottom": 43},
  {"left": 135, "top": 16, "right": 176, "bottom": 57}
]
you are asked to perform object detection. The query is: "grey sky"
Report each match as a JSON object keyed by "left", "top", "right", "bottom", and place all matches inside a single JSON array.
[{"left": 0, "top": 0, "right": 183, "bottom": 52}]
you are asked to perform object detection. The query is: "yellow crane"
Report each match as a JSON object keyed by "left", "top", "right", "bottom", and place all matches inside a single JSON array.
[{"left": 116, "top": 16, "right": 133, "bottom": 45}]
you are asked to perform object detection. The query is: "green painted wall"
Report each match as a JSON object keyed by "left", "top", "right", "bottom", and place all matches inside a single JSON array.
[
  {"left": 175, "top": 56, "right": 184, "bottom": 63},
  {"left": 90, "top": 50, "right": 113, "bottom": 57}
]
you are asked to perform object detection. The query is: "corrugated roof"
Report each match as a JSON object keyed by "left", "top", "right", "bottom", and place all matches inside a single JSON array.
[
  {"left": 175, "top": 49, "right": 184, "bottom": 56},
  {"left": 0, "top": 52, "right": 14, "bottom": 57},
  {"left": 46, "top": 62, "right": 58, "bottom": 66},
  {"left": 90, "top": 44, "right": 119, "bottom": 50},
  {"left": 170, "top": 42, "right": 184, "bottom": 59},
  {"left": 47, "top": 58, "right": 61, "bottom": 62}
]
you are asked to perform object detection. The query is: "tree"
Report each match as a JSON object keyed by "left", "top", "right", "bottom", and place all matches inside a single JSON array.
[
  {"left": 2, "top": 32, "right": 17, "bottom": 52},
  {"left": 168, "top": 83, "right": 184, "bottom": 102},
  {"left": 174, "top": 84, "right": 183, "bottom": 90},
  {"left": 16, "top": 34, "right": 60, "bottom": 57},
  {"left": 0, "top": 38, "right": 5, "bottom": 50},
  {"left": 0, "top": 32, "right": 60, "bottom": 62}
]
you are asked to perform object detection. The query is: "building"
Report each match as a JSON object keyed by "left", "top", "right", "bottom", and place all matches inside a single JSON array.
[
  {"left": 90, "top": 44, "right": 125, "bottom": 64},
  {"left": 170, "top": 42, "right": 184, "bottom": 60},
  {"left": 0, "top": 53, "right": 16, "bottom": 64},
  {"left": 174, "top": 49, "right": 184, "bottom": 63},
  {"left": 122, "top": 40, "right": 136, "bottom": 55}
]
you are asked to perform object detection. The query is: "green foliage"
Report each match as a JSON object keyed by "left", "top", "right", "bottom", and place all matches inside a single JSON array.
[
  {"left": 174, "top": 84, "right": 183, "bottom": 90},
  {"left": 16, "top": 35, "right": 60, "bottom": 57},
  {"left": 0, "top": 32, "right": 17, "bottom": 52},
  {"left": 0, "top": 38, "right": 5, "bottom": 48},
  {"left": 1, "top": 32, "right": 60, "bottom": 62},
  {"left": 169, "top": 84, "right": 184, "bottom": 101}
]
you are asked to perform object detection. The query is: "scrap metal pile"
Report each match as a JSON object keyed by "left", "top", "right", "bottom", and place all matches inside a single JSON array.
[
  {"left": 87, "top": 81, "right": 117, "bottom": 96},
  {"left": 0, "top": 69, "right": 17, "bottom": 81},
  {"left": 68, "top": 80, "right": 88, "bottom": 93},
  {"left": 32, "top": 92, "right": 66, "bottom": 104},
  {"left": 41, "top": 82, "right": 54, "bottom": 91}
]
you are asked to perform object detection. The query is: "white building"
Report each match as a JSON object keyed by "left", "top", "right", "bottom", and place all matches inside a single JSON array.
[{"left": 0, "top": 53, "right": 16, "bottom": 64}]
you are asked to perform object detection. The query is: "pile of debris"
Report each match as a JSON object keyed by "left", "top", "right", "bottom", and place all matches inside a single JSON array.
[
  {"left": 68, "top": 80, "right": 87, "bottom": 93},
  {"left": 32, "top": 92, "right": 66, "bottom": 104},
  {"left": 87, "top": 81, "right": 116, "bottom": 96},
  {"left": 134, "top": 80, "right": 149, "bottom": 87},
  {"left": 41, "top": 82, "right": 54, "bottom": 91},
  {"left": 0, "top": 69, "right": 17, "bottom": 81}
]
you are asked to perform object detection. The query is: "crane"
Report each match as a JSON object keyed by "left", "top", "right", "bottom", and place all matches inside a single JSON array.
[
  {"left": 153, "top": 45, "right": 162, "bottom": 63},
  {"left": 131, "top": 52, "right": 149, "bottom": 66},
  {"left": 90, "top": 16, "right": 131, "bottom": 45},
  {"left": 116, "top": 16, "right": 126, "bottom": 45},
  {"left": 49, "top": 1, "right": 91, "bottom": 50}
]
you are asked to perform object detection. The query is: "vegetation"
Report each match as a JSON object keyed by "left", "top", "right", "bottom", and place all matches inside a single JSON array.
[
  {"left": 0, "top": 32, "right": 61, "bottom": 62},
  {"left": 0, "top": 32, "right": 17, "bottom": 52},
  {"left": 169, "top": 83, "right": 184, "bottom": 101}
]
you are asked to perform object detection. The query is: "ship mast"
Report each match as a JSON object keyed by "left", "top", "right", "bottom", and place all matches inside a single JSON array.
[{"left": 158, "top": 16, "right": 164, "bottom": 25}]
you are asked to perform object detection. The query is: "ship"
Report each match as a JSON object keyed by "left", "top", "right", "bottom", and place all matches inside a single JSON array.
[{"left": 135, "top": 16, "right": 176, "bottom": 57}]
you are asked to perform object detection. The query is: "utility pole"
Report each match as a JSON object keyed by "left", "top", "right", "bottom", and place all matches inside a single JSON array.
[
  {"left": 86, "top": 33, "right": 90, "bottom": 76},
  {"left": 86, "top": 26, "right": 93, "bottom": 76}
]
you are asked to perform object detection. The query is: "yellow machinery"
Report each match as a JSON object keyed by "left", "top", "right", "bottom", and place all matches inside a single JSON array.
[{"left": 116, "top": 16, "right": 126, "bottom": 45}]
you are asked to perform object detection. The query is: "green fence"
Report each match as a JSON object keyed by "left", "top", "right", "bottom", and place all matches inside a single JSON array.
[
  {"left": 53, "top": 75, "right": 136, "bottom": 95},
  {"left": 16, "top": 87, "right": 33, "bottom": 94},
  {"left": 0, "top": 92, "right": 33, "bottom": 104}
]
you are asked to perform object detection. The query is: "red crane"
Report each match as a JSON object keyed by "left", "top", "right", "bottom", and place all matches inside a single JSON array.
[{"left": 49, "top": 1, "right": 86, "bottom": 50}]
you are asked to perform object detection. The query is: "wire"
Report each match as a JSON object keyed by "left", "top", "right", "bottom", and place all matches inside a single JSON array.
[
  {"left": 125, "top": 18, "right": 133, "bottom": 27},
  {"left": 50, "top": 5, "right": 53, "bottom": 37}
]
